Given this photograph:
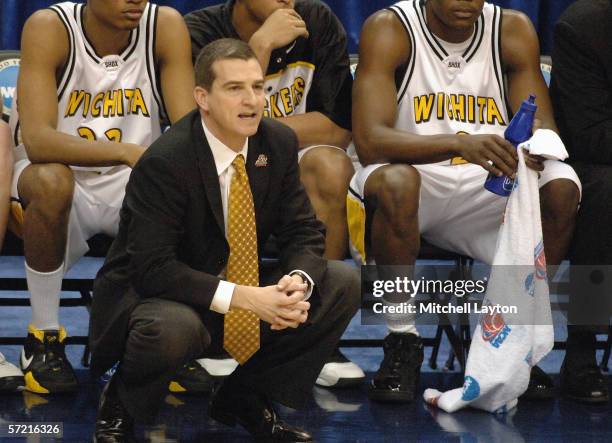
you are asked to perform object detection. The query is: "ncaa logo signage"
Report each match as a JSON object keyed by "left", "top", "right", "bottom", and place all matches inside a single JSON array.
[
  {"left": 534, "top": 241, "right": 547, "bottom": 280},
  {"left": 481, "top": 303, "right": 512, "bottom": 348},
  {"left": 461, "top": 376, "right": 480, "bottom": 401},
  {"left": 0, "top": 58, "right": 20, "bottom": 120}
]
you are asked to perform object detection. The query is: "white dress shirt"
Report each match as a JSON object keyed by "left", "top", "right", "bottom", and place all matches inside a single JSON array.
[{"left": 202, "top": 119, "right": 314, "bottom": 314}]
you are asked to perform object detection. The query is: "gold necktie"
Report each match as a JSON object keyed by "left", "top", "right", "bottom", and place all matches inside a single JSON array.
[{"left": 223, "top": 154, "right": 260, "bottom": 364}]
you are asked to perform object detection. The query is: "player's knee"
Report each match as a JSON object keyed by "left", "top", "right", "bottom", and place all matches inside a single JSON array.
[
  {"left": 376, "top": 164, "right": 421, "bottom": 219},
  {"left": 19, "top": 163, "right": 74, "bottom": 213},
  {"left": 300, "top": 147, "right": 353, "bottom": 202},
  {"left": 541, "top": 178, "right": 580, "bottom": 223}
]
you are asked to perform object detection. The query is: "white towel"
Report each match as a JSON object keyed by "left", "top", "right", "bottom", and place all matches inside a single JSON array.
[
  {"left": 424, "top": 135, "right": 560, "bottom": 413},
  {"left": 521, "top": 129, "right": 568, "bottom": 160}
]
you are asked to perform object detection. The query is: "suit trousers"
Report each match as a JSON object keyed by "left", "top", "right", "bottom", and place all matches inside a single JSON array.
[
  {"left": 568, "top": 161, "right": 612, "bottom": 336},
  {"left": 111, "top": 260, "right": 360, "bottom": 422}
]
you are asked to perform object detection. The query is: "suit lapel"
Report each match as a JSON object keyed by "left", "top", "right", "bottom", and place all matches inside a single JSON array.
[
  {"left": 192, "top": 116, "right": 225, "bottom": 235},
  {"left": 247, "top": 133, "right": 270, "bottom": 214}
]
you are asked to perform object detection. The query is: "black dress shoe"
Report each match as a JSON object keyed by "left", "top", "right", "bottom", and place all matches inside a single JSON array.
[
  {"left": 369, "top": 333, "right": 424, "bottom": 403},
  {"left": 561, "top": 363, "right": 609, "bottom": 404},
  {"left": 209, "top": 382, "right": 313, "bottom": 442},
  {"left": 94, "top": 376, "right": 137, "bottom": 443},
  {"left": 521, "top": 365, "right": 554, "bottom": 400}
]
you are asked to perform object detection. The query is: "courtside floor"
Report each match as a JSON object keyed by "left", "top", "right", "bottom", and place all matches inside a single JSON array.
[{"left": 1, "top": 256, "right": 611, "bottom": 442}]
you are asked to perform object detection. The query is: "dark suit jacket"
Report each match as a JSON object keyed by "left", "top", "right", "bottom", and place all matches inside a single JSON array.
[
  {"left": 89, "top": 110, "right": 327, "bottom": 375},
  {"left": 550, "top": 0, "right": 612, "bottom": 164}
]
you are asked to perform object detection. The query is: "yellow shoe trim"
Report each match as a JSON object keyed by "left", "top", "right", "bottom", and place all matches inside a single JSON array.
[
  {"left": 168, "top": 381, "right": 186, "bottom": 393},
  {"left": 58, "top": 326, "right": 67, "bottom": 343},
  {"left": 27, "top": 325, "right": 68, "bottom": 342},
  {"left": 27, "top": 325, "right": 45, "bottom": 342},
  {"left": 24, "top": 372, "right": 50, "bottom": 394}
]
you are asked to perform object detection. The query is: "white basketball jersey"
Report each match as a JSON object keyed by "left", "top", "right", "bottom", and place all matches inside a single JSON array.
[
  {"left": 389, "top": 0, "right": 509, "bottom": 165},
  {"left": 15, "top": 1, "right": 163, "bottom": 174},
  {"left": 263, "top": 60, "right": 314, "bottom": 119}
]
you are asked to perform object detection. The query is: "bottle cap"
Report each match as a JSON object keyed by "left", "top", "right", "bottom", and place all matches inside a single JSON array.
[{"left": 522, "top": 94, "right": 537, "bottom": 112}]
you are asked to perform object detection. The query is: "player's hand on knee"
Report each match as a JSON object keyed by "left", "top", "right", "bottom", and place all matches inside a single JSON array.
[{"left": 523, "top": 150, "right": 545, "bottom": 172}]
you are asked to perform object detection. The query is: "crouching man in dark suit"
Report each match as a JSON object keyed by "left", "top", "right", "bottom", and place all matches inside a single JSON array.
[{"left": 89, "top": 38, "right": 360, "bottom": 443}]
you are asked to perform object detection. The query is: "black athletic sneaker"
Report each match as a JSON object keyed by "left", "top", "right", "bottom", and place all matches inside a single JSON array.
[
  {"left": 369, "top": 333, "right": 424, "bottom": 403},
  {"left": 168, "top": 359, "right": 215, "bottom": 394},
  {"left": 20, "top": 325, "right": 78, "bottom": 394},
  {"left": 521, "top": 365, "right": 554, "bottom": 400},
  {"left": 560, "top": 363, "right": 609, "bottom": 403},
  {"left": 316, "top": 348, "right": 365, "bottom": 388}
]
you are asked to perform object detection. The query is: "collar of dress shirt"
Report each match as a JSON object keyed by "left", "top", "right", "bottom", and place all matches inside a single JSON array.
[{"left": 201, "top": 118, "right": 249, "bottom": 176}]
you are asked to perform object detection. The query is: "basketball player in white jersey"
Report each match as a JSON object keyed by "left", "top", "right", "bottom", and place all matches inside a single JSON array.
[
  {"left": 0, "top": 102, "right": 23, "bottom": 393},
  {"left": 348, "top": 0, "right": 581, "bottom": 402},
  {"left": 11, "top": 0, "right": 195, "bottom": 395},
  {"left": 0, "top": 101, "right": 11, "bottom": 252}
]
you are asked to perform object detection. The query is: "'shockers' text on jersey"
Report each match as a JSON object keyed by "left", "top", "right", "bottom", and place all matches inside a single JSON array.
[
  {"left": 413, "top": 93, "right": 507, "bottom": 126},
  {"left": 263, "top": 76, "right": 306, "bottom": 118},
  {"left": 64, "top": 88, "right": 150, "bottom": 119}
]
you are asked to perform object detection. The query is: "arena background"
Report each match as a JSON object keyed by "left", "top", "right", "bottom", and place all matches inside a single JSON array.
[{"left": 1, "top": 0, "right": 576, "bottom": 55}]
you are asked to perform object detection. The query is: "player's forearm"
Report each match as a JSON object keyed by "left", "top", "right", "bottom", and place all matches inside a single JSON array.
[
  {"left": 354, "top": 125, "right": 460, "bottom": 166},
  {"left": 248, "top": 34, "right": 272, "bottom": 75},
  {"left": 278, "top": 112, "right": 351, "bottom": 149},
  {"left": 23, "top": 127, "right": 138, "bottom": 166}
]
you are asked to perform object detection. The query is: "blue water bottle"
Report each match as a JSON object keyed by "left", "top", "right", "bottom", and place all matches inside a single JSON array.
[{"left": 484, "top": 94, "right": 537, "bottom": 196}]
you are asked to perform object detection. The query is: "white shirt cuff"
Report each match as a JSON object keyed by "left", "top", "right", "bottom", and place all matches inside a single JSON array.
[
  {"left": 289, "top": 269, "right": 314, "bottom": 301},
  {"left": 210, "top": 280, "right": 235, "bottom": 314}
]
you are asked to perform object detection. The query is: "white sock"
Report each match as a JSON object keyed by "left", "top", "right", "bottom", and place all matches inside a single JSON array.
[
  {"left": 384, "top": 299, "right": 419, "bottom": 336},
  {"left": 26, "top": 262, "right": 64, "bottom": 331}
]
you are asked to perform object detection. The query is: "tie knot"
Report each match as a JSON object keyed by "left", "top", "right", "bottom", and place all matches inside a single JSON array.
[{"left": 232, "top": 154, "right": 246, "bottom": 176}]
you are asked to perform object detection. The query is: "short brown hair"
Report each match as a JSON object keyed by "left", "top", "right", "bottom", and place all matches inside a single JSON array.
[{"left": 194, "top": 38, "right": 257, "bottom": 90}]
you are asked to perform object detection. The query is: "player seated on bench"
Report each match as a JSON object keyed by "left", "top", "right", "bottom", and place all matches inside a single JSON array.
[
  {"left": 8, "top": 0, "right": 199, "bottom": 395},
  {"left": 0, "top": 101, "right": 24, "bottom": 393},
  {"left": 347, "top": 0, "right": 581, "bottom": 403}
]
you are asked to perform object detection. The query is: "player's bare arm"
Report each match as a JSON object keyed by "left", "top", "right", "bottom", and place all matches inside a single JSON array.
[
  {"left": 0, "top": 110, "right": 12, "bottom": 251},
  {"left": 18, "top": 10, "right": 144, "bottom": 168},
  {"left": 155, "top": 7, "right": 196, "bottom": 123},
  {"left": 502, "top": 10, "right": 557, "bottom": 133},
  {"left": 354, "top": 10, "right": 517, "bottom": 177},
  {"left": 500, "top": 10, "right": 554, "bottom": 172},
  {"left": 278, "top": 111, "right": 351, "bottom": 149}
]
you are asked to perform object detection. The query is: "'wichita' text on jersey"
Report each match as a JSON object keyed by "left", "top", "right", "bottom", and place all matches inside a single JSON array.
[
  {"left": 413, "top": 92, "right": 506, "bottom": 126},
  {"left": 64, "top": 88, "right": 150, "bottom": 118}
]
